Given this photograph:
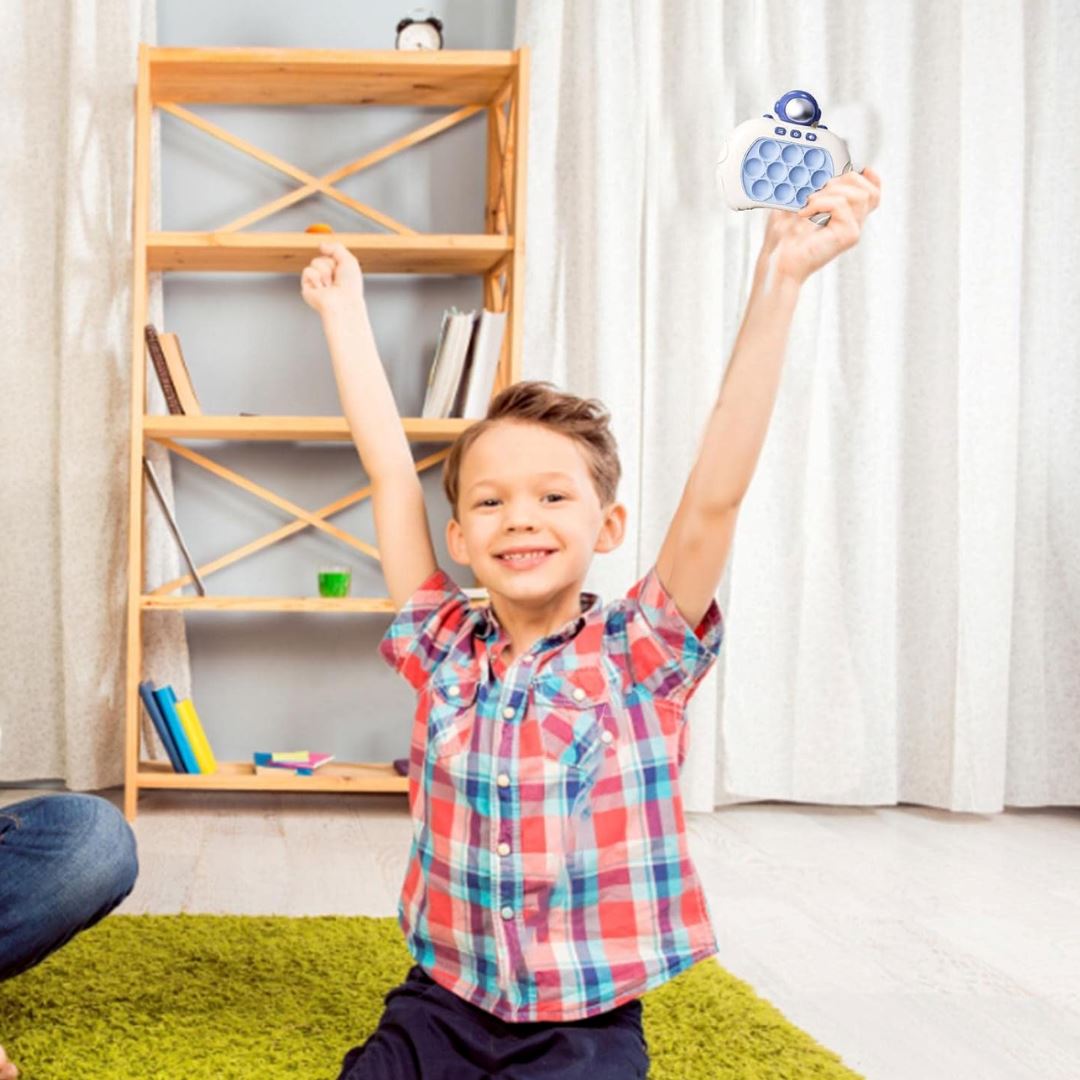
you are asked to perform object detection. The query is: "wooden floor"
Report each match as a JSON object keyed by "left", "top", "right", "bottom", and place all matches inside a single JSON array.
[{"left": 3, "top": 787, "right": 1078, "bottom": 1079}]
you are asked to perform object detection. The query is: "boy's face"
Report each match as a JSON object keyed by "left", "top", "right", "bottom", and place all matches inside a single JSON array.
[{"left": 446, "top": 421, "right": 626, "bottom": 601}]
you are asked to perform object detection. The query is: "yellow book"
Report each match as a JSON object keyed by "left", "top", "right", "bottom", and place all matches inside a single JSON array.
[{"left": 175, "top": 698, "right": 218, "bottom": 775}]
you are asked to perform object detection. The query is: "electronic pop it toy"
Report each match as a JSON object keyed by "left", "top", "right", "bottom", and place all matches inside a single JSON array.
[{"left": 716, "top": 89, "right": 856, "bottom": 227}]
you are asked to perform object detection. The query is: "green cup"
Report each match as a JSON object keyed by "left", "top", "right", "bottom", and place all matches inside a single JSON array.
[{"left": 318, "top": 565, "right": 352, "bottom": 598}]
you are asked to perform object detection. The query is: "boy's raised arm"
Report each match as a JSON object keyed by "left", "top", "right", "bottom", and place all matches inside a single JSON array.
[
  {"left": 655, "top": 168, "right": 882, "bottom": 629},
  {"left": 302, "top": 242, "right": 439, "bottom": 611}
]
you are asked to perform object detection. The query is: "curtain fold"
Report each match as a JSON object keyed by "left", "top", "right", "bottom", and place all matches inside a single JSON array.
[
  {"left": 0, "top": 0, "right": 192, "bottom": 789},
  {"left": 514, "top": 0, "right": 1080, "bottom": 812}
]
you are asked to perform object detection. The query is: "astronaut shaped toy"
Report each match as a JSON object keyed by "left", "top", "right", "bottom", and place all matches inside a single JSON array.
[{"left": 717, "top": 89, "right": 860, "bottom": 227}]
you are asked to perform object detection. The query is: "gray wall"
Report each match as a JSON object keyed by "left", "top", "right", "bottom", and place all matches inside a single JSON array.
[{"left": 156, "top": 1, "right": 517, "bottom": 764}]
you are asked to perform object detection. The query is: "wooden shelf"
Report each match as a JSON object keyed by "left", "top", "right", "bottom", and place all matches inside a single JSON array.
[
  {"left": 125, "top": 44, "right": 529, "bottom": 819},
  {"left": 137, "top": 760, "right": 408, "bottom": 793},
  {"left": 148, "top": 48, "right": 518, "bottom": 107},
  {"left": 141, "top": 595, "right": 395, "bottom": 612},
  {"left": 141, "top": 594, "right": 488, "bottom": 612},
  {"left": 142, "top": 414, "right": 473, "bottom": 442},
  {"left": 145, "top": 416, "right": 475, "bottom": 442},
  {"left": 147, "top": 232, "right": 513, "bottom": 274}
]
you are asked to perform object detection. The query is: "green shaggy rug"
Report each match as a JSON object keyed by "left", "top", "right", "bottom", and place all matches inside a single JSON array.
[{"left": 0, "top": 915, "right": 864, "bottom": 1079}]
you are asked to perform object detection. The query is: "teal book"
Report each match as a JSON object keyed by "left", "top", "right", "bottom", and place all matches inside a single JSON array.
[
  {"left": 138, "top": 680, "right": 185, "bottom": 772},
  {"left": 152, "top": 685, "right": 200, "bottom": 773}
]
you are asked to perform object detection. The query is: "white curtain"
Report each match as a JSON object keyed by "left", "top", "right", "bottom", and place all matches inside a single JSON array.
[
  {"left": 0, "top": 0, "right": 192, "bottom": 789},
  {"left": 514, "top": 0, "right": 1080, "bottom": 813}
]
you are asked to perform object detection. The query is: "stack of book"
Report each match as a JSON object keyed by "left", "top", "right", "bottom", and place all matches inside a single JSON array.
[
  {"left": 422, "top": 307, "right": 508, "bottom": 419},
  {"left": 253, "top": 751, "right": 335, "bottom": 777},
  {"left": 138, "top": 681, "right": 217, "bottom": 774}
]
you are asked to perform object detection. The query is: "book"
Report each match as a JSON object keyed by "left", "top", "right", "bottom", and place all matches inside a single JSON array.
[
  {"left": 449, "top": 313, "right": 482, "bottom": 418},
  {"left": 254, "top": 764, "right": 316, "bottom": 777},
  {"left": 143, "top": 457, "right": 207, "bottom": 597},
  {"left": 253, "top": 752, "right": 334, "bottom": 772},
  {"left": 138, "top": 680, "right": 186, "bottom": 772},
  {"left": 457, "top": 310, "right": 508, "bottom": 418},
  {"left": 422, "top": 308, "right": 477, "bottom": 419},
  {"left": 175, "top": 698, "right": 218, "bottom": 775},
  {"left": 152, "top": 685, "right": 200, "bottom": 773},
  {"left": 144, "top": 324, "right": 183, "bottom": 415},
  {"left": 159, "top": 332, "right": 202, "bottom": 416}
]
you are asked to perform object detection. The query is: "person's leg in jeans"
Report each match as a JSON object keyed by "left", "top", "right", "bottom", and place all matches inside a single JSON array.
[
  {"left": 0, "top": 793, "right": 138, "bottom": 1075},
  {"left": 0, "top": 792, "right": 138, "bottom": 978}
]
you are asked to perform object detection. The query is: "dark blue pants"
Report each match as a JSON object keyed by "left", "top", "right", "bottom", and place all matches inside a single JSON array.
[
  {"left": 0, "top": 794, "right": 139, "bottom": 981},
  {"left": 337, "top": 964, "right": 650, "bottom": 1079}
]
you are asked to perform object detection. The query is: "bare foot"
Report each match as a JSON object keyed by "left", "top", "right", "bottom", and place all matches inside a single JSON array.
[{"left": 0, "top": 1043, "right": 18, "bottom": 1079}]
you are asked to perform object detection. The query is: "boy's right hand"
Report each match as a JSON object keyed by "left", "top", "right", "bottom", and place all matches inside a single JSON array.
[{"left": 301, "top": 242, "right": 366, "bottom": 319}]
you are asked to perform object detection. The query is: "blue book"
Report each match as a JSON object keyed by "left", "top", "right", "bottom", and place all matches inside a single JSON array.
[
  {"left": 139, "top": 680, "right": 185, "bottom": 772},
  {"left": 152, "top": 685, "right": 200, "bottom": 773}
]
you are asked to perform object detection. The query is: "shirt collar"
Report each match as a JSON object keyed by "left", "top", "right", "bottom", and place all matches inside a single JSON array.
[{"left": 478, "top": 589, "right": 602, "bottom": 653}]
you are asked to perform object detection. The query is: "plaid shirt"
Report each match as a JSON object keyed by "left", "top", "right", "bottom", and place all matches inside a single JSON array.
[{"left": 378, "top": 562, "right": 724, "bottom": 1022}]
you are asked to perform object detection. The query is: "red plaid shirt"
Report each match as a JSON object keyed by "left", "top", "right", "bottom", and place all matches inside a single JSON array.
[{"left": 379, "top": 562, "right": 724, "bottom": 1022}]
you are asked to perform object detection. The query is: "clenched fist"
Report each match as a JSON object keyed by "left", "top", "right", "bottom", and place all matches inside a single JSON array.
[{"left": 301, "top": 242, "right": 366, "bottom": 319}]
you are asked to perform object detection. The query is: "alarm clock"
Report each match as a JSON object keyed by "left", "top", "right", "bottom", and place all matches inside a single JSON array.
[
  {"left": 396, "top": 7, "right": 444, "bottom": 50},
  {"left": 716, "top": 90, "right": 855, "bottom": 226}
]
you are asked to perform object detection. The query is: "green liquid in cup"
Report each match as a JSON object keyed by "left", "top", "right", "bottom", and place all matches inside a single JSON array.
[{"left": 318, "top": 569, "right": 351, "bottom": 597}]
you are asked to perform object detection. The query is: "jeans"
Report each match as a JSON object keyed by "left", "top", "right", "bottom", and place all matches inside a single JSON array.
[
  {"left": 0, "top": 794, "right": 139, "bottom": 981},
  {"left": 338, "top": 964, "right": 650, "bottom": 1080}
]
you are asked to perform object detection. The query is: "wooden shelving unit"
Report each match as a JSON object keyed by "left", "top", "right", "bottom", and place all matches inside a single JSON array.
[{"left": 124, "top": 45, "right": 529, "bottom": 820}]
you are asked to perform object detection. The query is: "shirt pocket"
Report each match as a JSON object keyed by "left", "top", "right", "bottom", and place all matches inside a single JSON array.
[
  {"left": 426, "top": 672, "right": 479, "bottom": 759},
  {"left": 532, "top": 667, "right": 608, "bottom": 773}
]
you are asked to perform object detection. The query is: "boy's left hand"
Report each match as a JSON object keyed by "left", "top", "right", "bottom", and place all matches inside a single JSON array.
[{"left": 761, "top": 166, "right": 882, "bottom": 286}]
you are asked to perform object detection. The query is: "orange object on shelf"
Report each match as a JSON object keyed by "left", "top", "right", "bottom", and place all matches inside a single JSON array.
[{"left": 305, "top": 223, "right": 334, "bottom": 234}]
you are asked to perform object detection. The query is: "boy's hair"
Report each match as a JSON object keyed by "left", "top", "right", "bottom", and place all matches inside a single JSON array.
[{"left": 442, "top": 380, "right": 621, "bottom": 521}]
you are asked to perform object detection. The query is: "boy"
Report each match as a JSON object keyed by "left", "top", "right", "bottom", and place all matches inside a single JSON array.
[{"left": 302, "top": 167, "right": 881, "bottom": 1079}]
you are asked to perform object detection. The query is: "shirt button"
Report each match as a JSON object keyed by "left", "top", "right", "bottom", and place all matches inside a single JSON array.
[
  {"left": 601, "top": 729, "right": 614, "bottom": 744},
  {"left": 502, "top": 706, "right": 515, "bottom": 719},
  {"left": 496, "top": 773, "right": 510, "bottom": 788},
  {"left": 500, "top": 905, "right": 514, "bottom": 920},
  {"left": 447, "top": 685, "right": 460, "bottom": 697},
  {"left": 497, "top": 842, "right": 511, "bottom": 856},
  {"left": 572, "top": 687, "right": 586, "bottom": 701},
  {"left": 522, "top": 655, "right": 533, "bottom": 664}
]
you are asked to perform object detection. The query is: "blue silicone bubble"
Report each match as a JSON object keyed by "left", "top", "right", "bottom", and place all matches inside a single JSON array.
[{"left": 741, "top": 137, "right": 836, "bottom": 208}]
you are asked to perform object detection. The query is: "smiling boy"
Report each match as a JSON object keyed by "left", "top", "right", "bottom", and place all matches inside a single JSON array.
[{"left": 302, "top": 166, "right": 881, "bottom": 1079}]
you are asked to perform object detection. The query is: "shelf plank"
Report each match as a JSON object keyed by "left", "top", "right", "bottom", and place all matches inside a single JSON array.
[
  {"left": 140, "top": 595, "right": 395, "bottom": 612},
  {"left": 142, "top": 415, "right": 473, "bottom": 442},
  {"left": 137, "top": 760, "right": 408, "bottom": 792},
  {"left": 147, "top": 232, "right": 512, "bottom": 273},
  {"left": 148, "top": 48, "right": 518, "bottom": 106},
  {"left": 140, "top": 594, "right": 489, "bottom": 612}
]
